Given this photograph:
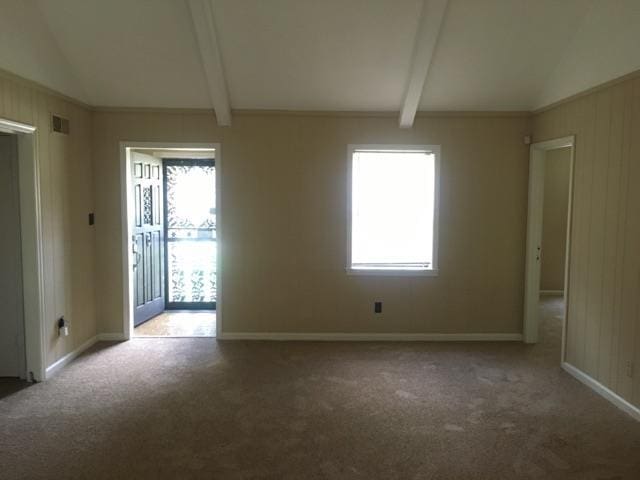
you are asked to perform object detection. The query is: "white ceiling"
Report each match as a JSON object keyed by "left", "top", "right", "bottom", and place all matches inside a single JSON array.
[
  {"left": 1, "top": 0, "right": 639, "bottom": 113},
  {"left": 0, "top": 0, "right": 88, "bottom": 102},
  {"left": 213, "top": 0, "right": 423, "bottom": 111},
  {"left": 420, "top": 0, "right": 590, "bottom": 111},
  {"left": 35, "top": 0, "right": 210, "bottom": 108}
]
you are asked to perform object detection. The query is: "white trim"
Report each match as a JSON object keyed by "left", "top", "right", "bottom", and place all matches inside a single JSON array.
[
  {"left": 187, "top": 0, "right": 232, "bottom": 126},
  {"left": 219, "top": 332, "right": 522, "bottom": 342},
  {"left": 45, "top": 336, "right": 97, "bottom": 379},
  {"left": 561, "top": 143, "right": 576, "bottom": 363},
  {"left": 131, "top": 335, "right": 215, "bottom": 339},
  {"left": 523, "top": 136, "right": 575, "bottom": 352},
  {"left": 540, "top": 290, "right": 564, "bottom": 296},
  {"left": 120, "top": 143, "right": 132, "bottom": 340},
  {"left": 346, "top": 144, "right": 440, "bottom": 276},
  {"left": 150, "top": 150, "right": 214, "bottom": 160},
  {"left": 523, "top": 146, "right": 545, "bottom": 343},
  {"left": 346, "top": 267, "right": 439, "bottom": 277},
  {"left": 530, "top": 137, "right": 575, "bottom": 150},
  {"left": 0, "top": 118, "right": 36, "bottom": 134},
  {"left": 47, "top": 333, "right": 130, "bottom": 379},
  {"left": 120, "top": 142, "right": 223, "bottom": 340},
  {"left": 0, "top": 118, "right": 46, "bottom": 382},
  {"left": 96, "top": 333, "right": 128, "bottom": 341},
  {"left": 399, "top": 0, "right": 450, "bottom": 128},
  {"left": 562, "top": 362, "right": 640, "bottom": 422}
]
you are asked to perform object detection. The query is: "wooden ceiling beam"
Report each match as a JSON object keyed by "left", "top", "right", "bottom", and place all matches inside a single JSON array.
[
  {"left": 187, "top": 0, "right": 232, "bottom": 126},
  {"left": 399, "top": 0, "right": 449, "bottom": 128}
]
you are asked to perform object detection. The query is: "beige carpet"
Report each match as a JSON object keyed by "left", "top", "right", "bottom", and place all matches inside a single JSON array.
[{"left": 1, "top": 297, "right": 639, "bottom": 479}]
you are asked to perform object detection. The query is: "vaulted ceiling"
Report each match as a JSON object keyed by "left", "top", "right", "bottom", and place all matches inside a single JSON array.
[{"left": 1, "top": 0, "right": 640, "bottom": 124}]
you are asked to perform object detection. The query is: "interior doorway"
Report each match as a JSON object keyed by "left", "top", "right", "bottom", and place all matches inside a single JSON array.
[
  {"left": 0, "top": 133, "right": 26, "bottom": 378},
  {"left": 523, "top": 136, "right": 575, "bottom": 360},
  {"left": 122, "top": 143, "right": 221, "bottom": 339},
  {"left": 0, "top": 117, "right": 45, "bottom": 382}
]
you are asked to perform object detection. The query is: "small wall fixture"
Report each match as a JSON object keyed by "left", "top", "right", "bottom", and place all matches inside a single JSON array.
[
  {"left": 57, "top": 317, "right": 69, "bottom": 337},
  {"left": 52, "top": 115, "right": 70, "bottom": 134}
]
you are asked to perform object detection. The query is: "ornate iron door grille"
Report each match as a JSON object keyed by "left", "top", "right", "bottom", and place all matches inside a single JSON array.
[{"left": 163, "top": 158, "right": 216, "bottom": 310}]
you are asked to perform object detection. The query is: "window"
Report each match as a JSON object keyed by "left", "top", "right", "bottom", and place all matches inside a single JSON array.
[{"left": 347, "top": 145, "right": 439, "bottom": 275}]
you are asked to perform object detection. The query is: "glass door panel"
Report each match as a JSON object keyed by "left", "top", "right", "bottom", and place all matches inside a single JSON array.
[{"left": 164, "top": 159, "right": 216, "bottom": 309}]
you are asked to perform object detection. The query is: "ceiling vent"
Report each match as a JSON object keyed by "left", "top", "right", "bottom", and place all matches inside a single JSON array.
[{"left": 51, "top": 114, "right": 69, "bottom": 134}]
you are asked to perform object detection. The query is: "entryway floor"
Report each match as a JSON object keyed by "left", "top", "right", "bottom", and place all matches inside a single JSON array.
[{"left": 134, "top": 310, "right": 216, "bottom": 337}]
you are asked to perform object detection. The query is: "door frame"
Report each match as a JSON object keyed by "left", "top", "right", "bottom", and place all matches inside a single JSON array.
[
  {"left": 0, "top": 117, "right": 46, "bottom": 381},
  {"left": 523, "top": 135, "right": 575, "bottom": 361},
  {"left": 162, "top": 158, "right": 217, "bottom": 311},
  {"left": 120, "top": 142, "right": 222, "bottom": 339}
]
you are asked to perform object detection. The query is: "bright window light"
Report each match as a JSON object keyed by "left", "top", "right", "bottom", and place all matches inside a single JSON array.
[{"left": 349, "top": 146, "right": 438, "bottom": 273}]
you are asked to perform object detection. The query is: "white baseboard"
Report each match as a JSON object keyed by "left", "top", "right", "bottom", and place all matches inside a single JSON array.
[
  {"left": 562, "top": 362, "right": 640, "bottom": 422},
  {"left": 96, "top": 333, "right": 127, "bottom": 341},
  {"left": 45, "top": 336, "right": 98, "bottom": 379},
  {"left": 540, "top": 290, "right": 564, "bottom": 296},
  {"left": 44, "top": 333, "right": 128, "bottom": 379},
  {"left": 219, "top": 332, "right": 523, "bottom": 342}
]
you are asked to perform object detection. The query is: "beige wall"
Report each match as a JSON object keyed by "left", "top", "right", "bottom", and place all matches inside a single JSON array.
[
  {"left": 0, "top": 71, "right": 96, "bottom": 367},
  {"left": 533, "top": 76, "right": 640, "bottom": 409},
  {"left": 92, "top": 111, "right": 531, "bottom": 336},
  {"left": 540, "top": 147, "right": 571, "bottom": 291}
]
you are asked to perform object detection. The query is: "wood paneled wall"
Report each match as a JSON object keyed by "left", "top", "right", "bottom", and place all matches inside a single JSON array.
[
  {"left": 533, "top": 76, "right": 640, "bottom": 409},
  {"left": 3, "top": 59, "right": 637, "bottom": 410},
  {"left": 0, "top": 71, "right": 96, "bottom": 367}
]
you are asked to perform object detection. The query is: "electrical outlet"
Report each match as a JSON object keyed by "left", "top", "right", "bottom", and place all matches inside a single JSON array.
[
  {"left": 57, "top": 317, "right": 69, "bottom": 337},
  {"left": 626, "top": 361, "right": 634, "bottom": 378},
  {"left": 374, "top": 301, "right": 382, "bottom": 314}
]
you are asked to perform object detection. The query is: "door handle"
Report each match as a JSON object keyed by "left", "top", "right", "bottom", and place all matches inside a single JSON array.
[{"left": 132, "top": 237, "right": 141, "bottom": 269}]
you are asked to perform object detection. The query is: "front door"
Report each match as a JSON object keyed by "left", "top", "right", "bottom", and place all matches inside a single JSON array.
[{"left": 132, "top": 151, "right": 164, "bottom": 326}]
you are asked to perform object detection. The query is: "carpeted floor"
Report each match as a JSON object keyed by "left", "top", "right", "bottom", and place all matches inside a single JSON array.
[{"left": 1, "top": 297, "right": 640, "bottom": 479}]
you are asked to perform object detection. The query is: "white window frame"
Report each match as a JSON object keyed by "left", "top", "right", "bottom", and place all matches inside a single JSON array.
[{"left": 346, "top": 144, "right": 440, "bottom": 276}]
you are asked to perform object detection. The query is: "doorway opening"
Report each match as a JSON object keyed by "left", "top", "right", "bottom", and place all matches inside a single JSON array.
[
  {"left": 121, "top": 143, "right": 221, "bottom": 339},
  {"left": 0, "top": 118, "right": 45, "bottom": 382},
  {"left": 0, "top": 133, "right": 26, "bottom": 379},
  {"left": 523, "top": 136, "right": 575, "bottom": 362}
]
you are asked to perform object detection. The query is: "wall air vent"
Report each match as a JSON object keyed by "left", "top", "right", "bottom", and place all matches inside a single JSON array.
[{"left": 51, "top": 114, "right": 70, "bottom": 134}]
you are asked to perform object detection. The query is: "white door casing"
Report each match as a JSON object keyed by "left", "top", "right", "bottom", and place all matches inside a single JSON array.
[{"left": 523, "top": 136, "right": 575, "bottom": 362}]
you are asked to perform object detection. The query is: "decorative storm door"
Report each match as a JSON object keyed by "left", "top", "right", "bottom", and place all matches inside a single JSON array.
[
  {"left": 163, "top": 159, "right": 216, "bottom": 309},
  {"left": 131, "top": 152, "right": 164, "bottom": 326}
]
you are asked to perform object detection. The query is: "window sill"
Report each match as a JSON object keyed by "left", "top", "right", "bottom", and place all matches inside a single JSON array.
[{"left": 346, "top": 267, "right": 439, "bottom": 277}]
